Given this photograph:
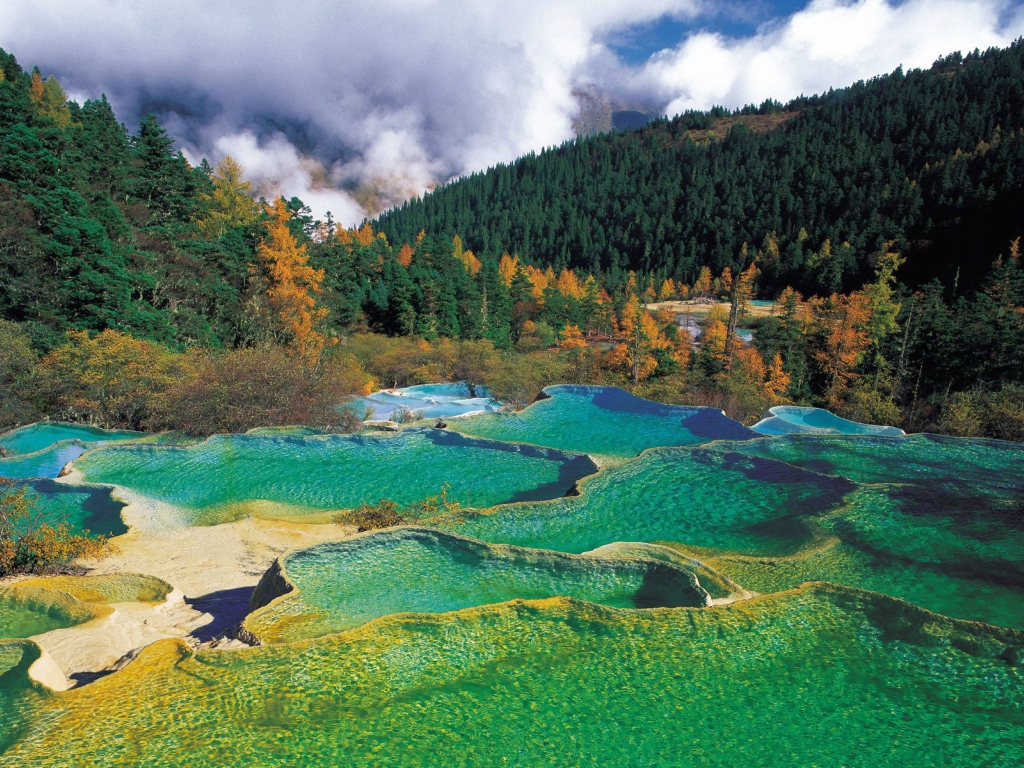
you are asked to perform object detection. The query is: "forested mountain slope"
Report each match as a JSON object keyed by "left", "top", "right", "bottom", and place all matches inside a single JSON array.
[{"left": 376, "top": 41, "right": 1024, "bottom": 296}]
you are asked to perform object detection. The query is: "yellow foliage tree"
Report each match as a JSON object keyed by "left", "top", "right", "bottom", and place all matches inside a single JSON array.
[
  {"left": 397, "top": 243, "right": 414, "bottom": 268},
  {"left": 764, "top": 352, "right": 791, "bottom": 401},
  {"left": 36, "top": 330, "right": 186, "bottom": 428},
  {"left": 29, "top": 68, "right": 71, "bottom": 128},
  {"left": 558, "top": 324, "right": 587, "bottom": 350},
  {"left": 196, "top": 156, "right": 259, "bottom": 238},
  {"left": 524, "top": 265, "right": 550, "bottom": 300},
  {"left": 498, "top": 254, "right": 519, "bottom": 287},
  {"left": 258, "top": 199, "right": 333, "bottom": 365},
  {"left": 557, "top": 269, "right": 584, "bottom": 299},
  {"left": 453, "top": 236, "right": 481, "bottom": 276},
  {"left": 693, "top": 266, "right": 713, "bottom": 296},
  {"left": 810, "top": 292, "right": 872, "bottom": 406},
  {"left": 719, "top": 267, "right": 733, "bottom": 296},
  {"left": 658, "top": 278, "right": 676, "bottom": 301}
]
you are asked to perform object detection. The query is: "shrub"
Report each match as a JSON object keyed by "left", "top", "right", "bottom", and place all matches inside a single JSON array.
[
  {"left": 0, "top": 480, "right": 110, "bottom": 577},
  {"left": 334, "top": 486, "right": 462, "bottom": 531},
  {"left": 151, "top": 346, "right": 372, "bottom": 435}
]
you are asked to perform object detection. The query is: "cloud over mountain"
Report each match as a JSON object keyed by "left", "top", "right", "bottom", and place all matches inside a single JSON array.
[{"left": 1, "top": 0, "right": 1021, "bottom": 223}]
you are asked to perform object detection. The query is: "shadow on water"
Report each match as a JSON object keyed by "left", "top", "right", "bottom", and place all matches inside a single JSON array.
[
  {"left": 186, "top": 587, "right": 255, "bottom": 641},
  {"left": 829, "top": 517, "right": 1024, "bottom": 590},
  {"left": 631, "top": 569, "right": 704, "bottom": 609},
  {"left": 703, "top": 450, "right": 858, "bottom": 500},
  {"left": 505, "top": 456, "right": 600, "bottom": 504},
  {"left": 680, "top": 410, "right": 758, "bottom": 441},
  {"left": 27, "top": 480, "right": 128, "bottom": 537}
]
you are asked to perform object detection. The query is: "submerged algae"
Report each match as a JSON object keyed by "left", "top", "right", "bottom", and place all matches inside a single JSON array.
[
  {"left": 0, "top": 585, "right": 110, "bottom": 641},
  {"left": 695, "top": 482, "right": 1024, "bottom": 629},
  {"left": 245, "top": 527, "right": 710, "bottom": 643},
  {"left": 458, "top": 446, "right": 856, "bottom": 556},
  {"left": 458, "top": 435, "right": 1024, "bottom": 629},
  {"left": 452, "top": 384, "right": 756, "bottom": 459},
  {"left": 70, "top": 429, "right": 597, "bottom": 530},
  {"left": 2, "top": 586, "right": 1023, "bottom": 766}
]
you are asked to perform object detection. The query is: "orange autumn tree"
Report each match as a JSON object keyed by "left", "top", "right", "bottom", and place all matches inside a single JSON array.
[
  {"left": 258, "top": 198, "right": 333, "bottom": 365},
  {"left": 809, "top": 292, "right": 872, "bottom": 406},
  {"left": 692, "top": 266, "right": 713, "bottom": 297},
  {"left": 498, "top": 254, "right": 519, "bottom": 286},
  {"left": 558, "top": 324, "right": 588, "bottom": 350},
  {"left": 397, "top": 243, "right": 414, "bottom": 268}
]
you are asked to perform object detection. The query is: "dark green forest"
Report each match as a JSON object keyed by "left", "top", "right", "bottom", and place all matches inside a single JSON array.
[
  {"left": 0, "top": 42, "right": 1022, "bottom": 439},
  {"left": 377, "top": 41, "right": 1024, "bottom": 297}
]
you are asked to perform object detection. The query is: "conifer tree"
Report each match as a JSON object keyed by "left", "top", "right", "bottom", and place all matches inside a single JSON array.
[
  {"left": 196, "top": 156, "right": 259, "bottom": 238},
  {"left": 257, "top": 198, "right": 332, "bottom": 365}
]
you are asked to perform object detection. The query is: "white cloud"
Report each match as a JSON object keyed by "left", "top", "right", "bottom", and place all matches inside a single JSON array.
[
  {"left": 644, "top": 0, "right": 1022, "bottom": 116},
  {"left": 0, "top": 0, "right": 1020, "bottom": 224}
]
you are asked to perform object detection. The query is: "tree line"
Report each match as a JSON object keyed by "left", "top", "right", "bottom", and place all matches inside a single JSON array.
[{"left": 0, "top": 44, "right": 1021, "bottom": 442}]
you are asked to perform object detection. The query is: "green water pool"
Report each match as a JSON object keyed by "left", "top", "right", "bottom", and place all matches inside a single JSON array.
[
  {"left": 245, "top": 527, "right": 710, "bottom": 643},
  {"left": 451, "top": 385, "right": 757, "bottom": 459},
  {"left": 457, "top": 446, "right": 856, "bottom": 556},
  {"left": 71, "top": 429, "right": 597, "bottom": 529},
  {"left": 2, "top": 586, "right": 1021, "bottom": 766},
  {"left": 455, "top": 437, "right": 1024, "bottom": 629},
  {"left": 0, "top": 585, "right": 107, "bottom": 640},
  {"left": 0, "top": 423, "right": 145, "bottom": 456}
]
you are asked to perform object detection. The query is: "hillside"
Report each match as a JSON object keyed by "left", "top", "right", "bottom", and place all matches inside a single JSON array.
[{"left": 376, "top": 42, "right": 1024, "bottom": 296}]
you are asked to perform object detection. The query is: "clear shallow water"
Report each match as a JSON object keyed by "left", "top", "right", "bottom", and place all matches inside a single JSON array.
[
  {"left": 0, "top": 443, "right": 89, "bottom": 480},
  {"left": 457, "top": 446, "right": 856, "bottom": 556},
  {"left": 245, "top": 528, "right": 709, "bottom": 643},
  {"left": 72, "top": 429, "right": 597, "bottom": 528},
  {"left": 699, "top": 481, "right": 1024, "bottom": 629},
  {"left": 716, "top": 433, "right": 1023, "bottom": 497},
  {"left": 0, "top": 423, "right": 147, "bottom": 480},
  {"left": 0, "top": 423, "right": 144, "bottom": 456},
  {"left": 16, "top": 480, "right": 128, "bottom": 537},
  {"left": 750, "top": 406, "right": 905, "bottom": 436},
  {"left": 343, "top": 382, "right": 502, "bottom": 422},
  {"left": 0, "top": 586, "right": 106, "bottom": 640},
  {"left": 457, "top": 434, "right": 1024, "bottom": 629},
  {"left": 3, "top": 587, "right": 1022, "bottom": 767},
  {"left": 452, "top": 385, "right": 757, "bottom": 459}
]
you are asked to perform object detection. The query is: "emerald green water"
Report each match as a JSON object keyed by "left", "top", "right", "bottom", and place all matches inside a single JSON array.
[
  {"left": 456, "top": 437, "right": 1024, "bottom": 628},
  {"left": 717, "top": 433, "right": 1023, "bottom": 495},
  {"left": 0, "top": 595, "right": 80, "bottom": 639},
  {"left": 245, "top": 528, "right": 709, "bottom": 643},
  {"left": 3, "top": 396, "right": 1024, "bottom": 764},
  {"left": 0, "top": 641, "right": 46, "bottom": 754},
  {"left": 0, "top": 423, "right": 146, "bottom": 480},
  {"left": 0, "top": 423, "right": 144, "bottom": 456},
  {"left": 2, "top": 587, "right": 1022, "bottom": 766},
  {"left": 457, "top": 447, "right": 856, "bottom": 556},
  {"left": 72, "top": 429, "right": 597, "bottom": 528},
  {"left": 0, "top": 586, "right": 105, "bottom": 640},
  {"left": 17, "top": 480, "right": 128, "bottom": 537},
  {"left": 452, "top": 385, "right": 756, "bottom": 459},
  {"left": 702, "top": 482, "right": 1024, "bottom": 629}
]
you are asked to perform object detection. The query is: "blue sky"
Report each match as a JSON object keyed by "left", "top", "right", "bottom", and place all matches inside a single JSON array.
[{"left": 610, "top": 2, "right": 813, "bottom": 64}]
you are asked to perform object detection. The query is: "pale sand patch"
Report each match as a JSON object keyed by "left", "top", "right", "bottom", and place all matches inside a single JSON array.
[{"left": 32, "top": 517, "right": 354, "bottom": 682}]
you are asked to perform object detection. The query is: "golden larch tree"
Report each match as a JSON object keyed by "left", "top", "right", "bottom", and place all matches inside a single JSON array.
[
  {"left": 498, "top": 254, "right": 519, "bottom": 287},
  {"left": 257, "top": 199, "right": 333, "bottom": 365},
  {"left": 196, "top": 156, "right": 259, "bottom": 238}
]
